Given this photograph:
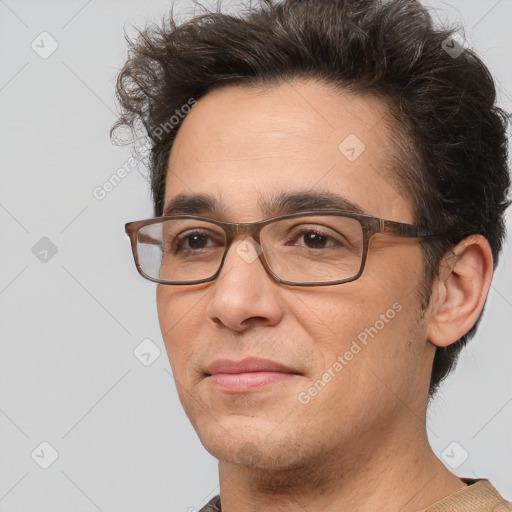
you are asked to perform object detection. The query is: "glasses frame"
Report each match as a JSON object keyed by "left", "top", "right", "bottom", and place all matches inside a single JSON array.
[{"left": 125, "top": 210, "right": 441, "bottom": 287}]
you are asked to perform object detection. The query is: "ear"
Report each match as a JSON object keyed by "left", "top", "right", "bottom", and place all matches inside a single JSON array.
[{"left": 427, "top": 235, "right": 494, "bottom": 348}]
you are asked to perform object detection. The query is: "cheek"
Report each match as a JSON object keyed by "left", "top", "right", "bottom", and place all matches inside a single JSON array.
[
  {"left": 292, "top": 282, "right": 401, "bottom": 355},
  {"left": 157, "top": 285, "right": 205, "bottom": 331},
  {"left": 295, "top": 250, "right": 426, "bottom": 403},
  {"left": 156, "top": 286, "right": 205, "bottom": 376},
  {"left": 299, "top": 301, "right": 423, "bottom": 440}
]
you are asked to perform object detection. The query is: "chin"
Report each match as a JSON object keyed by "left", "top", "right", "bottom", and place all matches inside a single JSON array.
[{"left": 194, "top": 416, "right": 313, "bottom": 470}]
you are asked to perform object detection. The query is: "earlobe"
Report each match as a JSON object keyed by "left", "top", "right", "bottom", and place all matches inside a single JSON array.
[{"left": 427, "top": 235, "right": 494, "bottom": 348}]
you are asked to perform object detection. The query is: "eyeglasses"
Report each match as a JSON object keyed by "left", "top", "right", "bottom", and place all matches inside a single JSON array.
[{"left": 124, "top": 210, "right": 441, "bottom": 286}]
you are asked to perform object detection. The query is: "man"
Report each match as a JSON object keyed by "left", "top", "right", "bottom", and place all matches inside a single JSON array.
[{"left": 113, "top": 0, "right": 511, "bottom": 510}]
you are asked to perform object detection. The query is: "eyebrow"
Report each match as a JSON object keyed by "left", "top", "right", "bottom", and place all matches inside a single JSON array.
[{"left": 162, "top": 190, "right": 366, "bottom": 218}]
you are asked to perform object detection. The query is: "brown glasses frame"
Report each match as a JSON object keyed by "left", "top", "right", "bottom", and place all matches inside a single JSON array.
[{"left": 125, "top": 210, "right": 441, "bottom": 287}]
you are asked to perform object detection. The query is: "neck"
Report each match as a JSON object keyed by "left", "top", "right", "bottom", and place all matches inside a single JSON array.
[{"left": 217, "top": 422, "right": 466, "bottom": 512}]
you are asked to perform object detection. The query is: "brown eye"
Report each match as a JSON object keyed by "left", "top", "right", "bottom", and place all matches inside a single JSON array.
[
  {"left": 299, "top": 231, "right": 331, "bottom": 249},
  {"left": 183, "top": 232, "right": 209, "bottom": 250}
]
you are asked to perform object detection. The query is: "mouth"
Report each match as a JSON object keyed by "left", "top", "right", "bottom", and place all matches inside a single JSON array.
[{"left": 204, "top": 357, "right": 301, "bottom": 393}]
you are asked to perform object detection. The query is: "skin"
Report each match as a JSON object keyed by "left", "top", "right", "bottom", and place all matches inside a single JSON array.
[{"left": 156, "top": 79, "right": 494, "bottom": 511}]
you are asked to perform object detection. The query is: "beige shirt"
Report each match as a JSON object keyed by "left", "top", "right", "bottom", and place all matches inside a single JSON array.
[
  {"left": 199, "top": 479, "right": 512, "bottom": 511},
  {"left": 425, "top": 478, "right": 512, "bottom": 511}
]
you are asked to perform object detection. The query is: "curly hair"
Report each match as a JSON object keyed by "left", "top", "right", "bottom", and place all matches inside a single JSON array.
[{"left": 111, "top": 0, "right": 510, "bottom": 397}]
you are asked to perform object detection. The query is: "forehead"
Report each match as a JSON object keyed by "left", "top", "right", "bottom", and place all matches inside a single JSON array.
[{"left": 165, "top": 79, "right": 413, "bottom": 223}]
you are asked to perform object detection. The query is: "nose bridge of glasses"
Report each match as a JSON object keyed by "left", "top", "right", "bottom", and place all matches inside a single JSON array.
[
  {"left": 221, "top": 222, "right": 264, "bottom": 261},
  {"left": 226, "top": 221, "right": 261, "bottom": 241}
]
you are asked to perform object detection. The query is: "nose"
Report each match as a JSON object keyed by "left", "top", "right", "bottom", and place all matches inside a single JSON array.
[{"left": 205, "top": 237, "right": 285, "bottom": 332}]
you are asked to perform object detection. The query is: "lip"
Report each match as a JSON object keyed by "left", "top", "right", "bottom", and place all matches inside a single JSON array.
[
  {"left": 206, "top": 357, "right": 297, "bottom": 375},
  {"left": 205, "top": 357, "right": 300, "bottom": 393}
]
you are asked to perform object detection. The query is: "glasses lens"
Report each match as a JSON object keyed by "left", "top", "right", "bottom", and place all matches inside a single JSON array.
[
  {"left": 261, "top": 214, "right": 364, "bottom": 283},
  {"left": 136, "top": 219, "right": 226, "bottom": 282}
]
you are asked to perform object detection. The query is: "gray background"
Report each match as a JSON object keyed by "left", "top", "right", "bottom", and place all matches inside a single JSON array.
[{"left": 0, "top": 0, "right": 510, "bottom": 510}]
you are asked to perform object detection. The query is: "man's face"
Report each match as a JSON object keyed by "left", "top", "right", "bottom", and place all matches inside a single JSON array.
[{"left": 157, "top": 80, "right": 435, "bottom": 469}]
